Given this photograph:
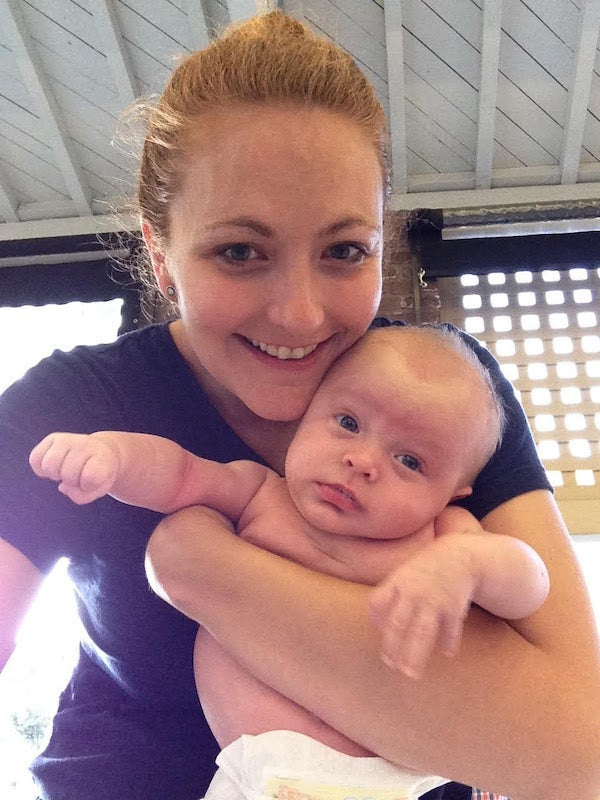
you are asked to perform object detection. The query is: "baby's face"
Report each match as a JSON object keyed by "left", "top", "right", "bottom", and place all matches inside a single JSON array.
[{"left": 284, "top": 334, "right": 484, "bottom": 539}]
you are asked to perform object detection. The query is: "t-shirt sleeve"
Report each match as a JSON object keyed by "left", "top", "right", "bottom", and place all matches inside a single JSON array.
[
  {"left": 0, "top": 351, "right": 110, "bottom": 572},
  {"left": 452, "top": 327, "right": 552, "bottom": 520}
]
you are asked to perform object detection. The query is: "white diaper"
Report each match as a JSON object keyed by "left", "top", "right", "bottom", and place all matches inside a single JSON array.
[{"left": 202, "top": 729, "right": 449, "bottom": 800}]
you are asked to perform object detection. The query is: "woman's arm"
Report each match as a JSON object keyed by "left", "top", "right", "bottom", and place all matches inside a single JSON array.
[
  {"left": 0, "top": 538, "right": 44, "bottom": 671},
  {"left": 146, "top": 492, "right": 600, "bottom": 800}
]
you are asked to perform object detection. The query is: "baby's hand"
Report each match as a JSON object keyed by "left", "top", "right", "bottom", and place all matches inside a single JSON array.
[
  {"left": 368, "top": 538, "right": 477, "bottom": 679},
  {"left": 29, "top": 432, "right": 120, "bottom": 505}
]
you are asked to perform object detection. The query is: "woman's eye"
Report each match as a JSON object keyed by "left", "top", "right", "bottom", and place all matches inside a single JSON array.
[
  {"left": 336, "top": 414, "right": 359, "bottom": 433},
  {"left": 396, "top": 453, "right": 420, "bottom": 471},
  {"left": 221, "top": 244, "right": 258, "bottom": 262},
  {"left": 326, "top": 243, "right": 367, "bottom": 263}
]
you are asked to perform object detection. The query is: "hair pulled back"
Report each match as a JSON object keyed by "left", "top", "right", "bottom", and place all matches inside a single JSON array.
[{"left": 136, "top": 10, "right": 390, "bottom": 246}]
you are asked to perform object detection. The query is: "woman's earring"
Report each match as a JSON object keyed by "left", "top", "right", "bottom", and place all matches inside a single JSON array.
[{"left": 165, "top": 285, "right": 176, "bottom": 300}]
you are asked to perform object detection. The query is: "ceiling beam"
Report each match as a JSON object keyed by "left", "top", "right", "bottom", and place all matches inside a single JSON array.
[
  {"left": 1, "top": 0, "right": 93, "bottom": 216},
  {"left": 94, "top": 0, "right": 140, "bottom": 105},
  {"left": 284, "top": 0, "right": 306, "bottom": 23},
  {"left": 392, "top": 180, "right": 600, "bottom": 211},
  {"left": 560, "top": 0, "right": 600, "bottom": 185},
  {"left": 475, "top": 0, "right": 502, "bottom": 189},
  {"left": 226, "top": 0, "right": 276, "bottom": 22},
  {"left": 0, "top": 165, "right": 19, "bottom": 223},
  {"left": 0, "top": 213, "right": 139, "bottom": 242},
  {"left": 186, "top": 0, "right": 211, "bottom": 50},
  {"left": 384, "top": 0, "right": 408, "bottom": 195}
]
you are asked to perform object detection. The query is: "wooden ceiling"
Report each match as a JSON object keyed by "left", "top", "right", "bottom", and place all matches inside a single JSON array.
[{"left": 0, "top": 0, "right": 599, "bottom": 244}]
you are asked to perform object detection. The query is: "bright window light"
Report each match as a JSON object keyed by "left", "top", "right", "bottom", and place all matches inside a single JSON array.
[
  {"left": 462, "top": 294, "right": 482, "bottom": 309},
  {"left": 514, "top": 271, "right": 533, "bottom": 283},
  {"left": 531, "top": 387, "right": 552, "bottom": 405},
  {"left": 556, "top": 361, "right": 578, "bottom": 380},
  {"left": 545, "top": 290, "right": 565, "bottom": 305},
  {"left": 521, "top": 314, "right": 540, "bottom": 330},
  {"left": 573, "top": 289, "right": 592, "bottom": 303},
  {"left": 488, "top": 272, "right": 506, "bottom": 285},
  {"left": 501, "top": 363, "right": 519, "bottom": 381},
  {"left": 578, "top": 312, "right": 597, "bottom": 328},
  {"left": 0, "top": 300, "right": 124, "bottom": 800},
  {"left": 460, "top": 274, "right": 479, "bottom": 286},
  {"left": 490, "top": 293, "right": 509, "bottom": 308},
  {"left": 575, "top": 470, "right": 596, "bottom": 486},
  {"left": 496, "top": 338, "right": 516, "bottom": 356},
  {"left": 549, "top": 312, "right": 569, "bottom": 329},
  {"left": 561, "top": 386, "right": 582, "bottom": 404},
  {"left": 464, "top": 316, "right": 485, "bottom": 334},
  {"left": 518, "top": 292, "right": 536, "bottom": 306},
  {"left": 538, "top": 439, "right": 560, "bottom": 459},
  {"left": 528, "top": 362, "right": 548, "bottom": 380},
  {"left": 587, "top": 361, "right": 600, "bottom": 378},
  {"left": 552, "top": 336, "right": 574, "bottom": 354},
  {"left": 582, "top": 335, "right": 600, "bottom": 353},
  {"left": 492, "top": 315, "right": 512, "bottom": 332},
  {"left": 535, "top": 414, "right": 556, "bottom": 432},
  {"left": 545, "top": 470, "right": 564, "bottom": 487},
  {"left": 524, "top": 337, "right": 544, "bottom": 355},
  {"left": 542, "top": 269, "right": 561, "bottom": 282},
  {"left": 569, "top": 268, "right": 588, "bottom": 280},
  {"left": 565, "top": 413, "right": 586, "bottom": 431},
  {"left": 569, "top": 439, "right": 592, "bottom": 458}
]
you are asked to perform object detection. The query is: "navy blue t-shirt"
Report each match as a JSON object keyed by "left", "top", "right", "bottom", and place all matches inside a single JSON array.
[{"left": 0, "top": 321, "right": 550, "bottom": 799}]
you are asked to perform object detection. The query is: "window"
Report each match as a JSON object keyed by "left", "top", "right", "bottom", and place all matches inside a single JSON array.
[
  {"left": 440, "top": 266, "right": 600, "bottom": 536},
  {"left": 0, "top": 300, "right": 123, "bottom": 800}
]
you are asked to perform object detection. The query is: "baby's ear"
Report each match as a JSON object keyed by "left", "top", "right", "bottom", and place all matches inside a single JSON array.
[{"left": 450, "top": 485, "right": 473, "bottom": 502}]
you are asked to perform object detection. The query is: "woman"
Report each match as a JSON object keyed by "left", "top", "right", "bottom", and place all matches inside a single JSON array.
[{"left": 1, "top": 11, "right": 598, "bottom": 800}]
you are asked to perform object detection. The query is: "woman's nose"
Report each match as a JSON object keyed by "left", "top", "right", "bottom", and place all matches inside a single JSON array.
[{"left": 266, "top": 267, "right": 325, "bottom": 332}]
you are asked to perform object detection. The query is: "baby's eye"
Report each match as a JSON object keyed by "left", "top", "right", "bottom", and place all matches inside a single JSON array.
[
  {"left": 221, "top": 244, "right": 259, "bottom": 262},
  {"left": 326, "top": 243, "right": 367, "bottom": 263},
  {"left": 396, "top": 453, "right": 420, "bottom": 471},
  {"left": 336, "top": 414, "right": 359, "bottom": 433}
]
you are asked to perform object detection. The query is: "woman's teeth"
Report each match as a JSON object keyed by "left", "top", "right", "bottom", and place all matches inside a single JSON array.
[{"left": 250, "top": 339, "right": 318, "bottom": 360}]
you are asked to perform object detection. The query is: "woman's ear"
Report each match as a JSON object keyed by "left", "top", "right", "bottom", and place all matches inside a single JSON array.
[{"left": 141, "top": 220, "right": 172, "bottom": 297}]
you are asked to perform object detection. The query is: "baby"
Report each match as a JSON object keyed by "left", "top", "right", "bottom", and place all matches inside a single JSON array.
[{"left": 30, "top": 325, "right": 549, "bottom": 799}]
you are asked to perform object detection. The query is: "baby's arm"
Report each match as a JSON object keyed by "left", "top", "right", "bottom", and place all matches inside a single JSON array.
[
  {"left": 369, "top": 505, "right": 550, "bottom": 679},
  {"left": 29, "top": 431, "right": 267, "bottom": 519}
]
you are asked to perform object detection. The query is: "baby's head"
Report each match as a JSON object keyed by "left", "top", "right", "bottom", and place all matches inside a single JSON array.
[{"left": 284, "top": 326, "right": 504, "bottom": 539}]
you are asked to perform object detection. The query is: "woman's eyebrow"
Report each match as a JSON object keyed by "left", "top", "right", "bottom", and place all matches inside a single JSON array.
[
  {"left": 206, "top": 217, "right": 272, "bottom": 236},
  {"left": 206, "top": 216, "right": 380, "bottom": 238}
]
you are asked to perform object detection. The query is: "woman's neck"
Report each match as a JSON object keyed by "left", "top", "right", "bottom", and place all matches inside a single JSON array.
[{"left": 168, "top": 321, "right": 298, "bottom": 474}]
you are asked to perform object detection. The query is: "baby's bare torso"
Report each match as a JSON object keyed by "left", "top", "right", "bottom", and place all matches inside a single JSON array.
[{"left": 195, "top": 471, "right": 435, "bottom": 755}]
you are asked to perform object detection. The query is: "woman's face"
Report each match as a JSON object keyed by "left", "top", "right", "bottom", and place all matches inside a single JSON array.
[{"left": 148, "top": 104, "right": 384, "bottom": 422}]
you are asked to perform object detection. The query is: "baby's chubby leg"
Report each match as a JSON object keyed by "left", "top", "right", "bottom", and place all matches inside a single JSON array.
[{"left": 29, "top": 432, "right": 121, "bottom": 505}]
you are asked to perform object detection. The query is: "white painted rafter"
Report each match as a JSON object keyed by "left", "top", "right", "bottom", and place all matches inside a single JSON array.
[
  {"left": 475, "top": 0, "right": 502, "bottom": 189},
  {"left": 186, "top": 0, "right": 211, "bottom": 50},
  {"left": 0, "top": 164, "right": 19, "bottom": 223},
  {"left": 1, "top": 0, "right": 93, "bottom": 216},
  {"left": 384, "top": 0, "right": 408, "bottom": 195},
  {"left": 560, "top": 0, "right": 600, "bottom": 185},
  {"left": 284, "top": 0, "right": 305, "bottom": 23},
  {"left": 227, "top": 0, "right": 276, "bottom": 22},
  {"left": 93, "top": 0, "right": 140, "bottom": 105}
]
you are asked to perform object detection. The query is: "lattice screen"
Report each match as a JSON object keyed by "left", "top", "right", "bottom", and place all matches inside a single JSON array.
[{"left": 438, "top": 266, "right": 600, "bottom": 534}]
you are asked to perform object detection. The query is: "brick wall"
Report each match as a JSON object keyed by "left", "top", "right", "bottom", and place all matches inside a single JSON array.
[{"left": 378, "top": 210, "right": 441, "bottom": 324}]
